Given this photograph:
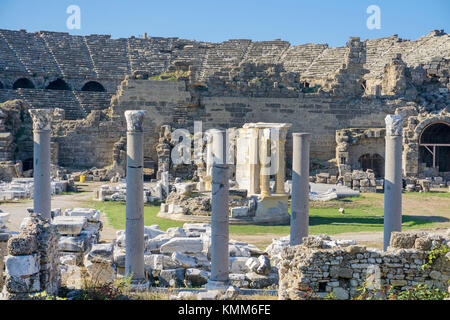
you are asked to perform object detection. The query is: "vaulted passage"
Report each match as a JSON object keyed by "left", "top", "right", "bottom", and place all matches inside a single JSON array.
[
  {"left": 13, "top": 78, "right": 35, "bottom": 89},
  {"left": 46, "top": 78, "right": 71, "bottom": 90},
  {"left": 359, "top": 153, "right": 384, "bottom": 177},
  {"left": 81, "top": 81, "right": 106, "bottom": 92},
  {"left": 419, "top": 122, "right": 450, "bottom": 172}
]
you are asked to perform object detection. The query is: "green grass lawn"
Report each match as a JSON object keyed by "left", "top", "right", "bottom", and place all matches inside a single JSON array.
[{"left": 84, "top": 193, "right": 440, "bottom": 236}]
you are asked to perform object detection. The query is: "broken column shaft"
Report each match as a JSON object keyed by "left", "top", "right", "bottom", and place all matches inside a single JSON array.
[
  {"left": 383, "top": 115, "right": 403, "bottom": 251},
  {"left": 290, "top": 133, "right": 311, "bottom": 246},
  {"left": 124, "top": 110, "right": 147, "bottom": 286},
  {"left": 29, "top": 109, "right": 53, "bottom": 220}
]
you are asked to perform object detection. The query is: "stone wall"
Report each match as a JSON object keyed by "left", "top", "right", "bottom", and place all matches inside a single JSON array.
[
  {"left": 278, "top": 230, "right": 450, "bottom": 300},
  {"left": 1, "top": 214, "right": 60, "bottom": 300}
]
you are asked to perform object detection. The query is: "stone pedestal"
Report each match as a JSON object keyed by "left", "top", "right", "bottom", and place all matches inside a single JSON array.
[
  {"left": 290, "top": 133, "right": 311, "bottom": 245},
  {"left": 383, "top": 115, "right": 403, "bottom": 251},
  {"left": 207, "top": 130, "right": 230, "bottom": 287},
  {"left": 29, "top": 109, "right": 53, "bottom": 220},
  {"left": 124, "top": 110, "right": 148, "bottom": 287}
]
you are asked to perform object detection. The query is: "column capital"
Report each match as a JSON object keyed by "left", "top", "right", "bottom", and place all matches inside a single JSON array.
[
  {"left": 125, "top": 110, "right": 146, "bottom": 132},
  {"left": 29, "top": 109, "right": 52, "bottom": 131},
  {"left": 385, "top": 115, "right": 403, "bottom": 136}
]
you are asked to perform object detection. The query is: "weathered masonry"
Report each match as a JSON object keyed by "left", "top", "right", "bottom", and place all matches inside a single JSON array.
[{"left": 0, "top": 29, "right": 448, "bottom": 183}]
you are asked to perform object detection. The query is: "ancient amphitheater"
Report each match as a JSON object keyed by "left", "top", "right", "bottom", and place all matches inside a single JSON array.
[{"left": 0, "top": 28, "right": 449, "bottom": 183}]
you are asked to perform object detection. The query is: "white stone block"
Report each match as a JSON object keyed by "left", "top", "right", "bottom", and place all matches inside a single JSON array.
[{"left": 5, "top": 254, "right": 39, "bottom": 277}]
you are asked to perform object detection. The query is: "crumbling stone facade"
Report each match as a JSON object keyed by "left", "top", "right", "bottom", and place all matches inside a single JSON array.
[
  {"left": 278, "top": 230, "right": 450, "bottom": 300},
  {"left": 0, "top": 29, "right": 448, "bottom": 183},
  {"left": 1, "top": 214, "right": 60, "bottom": 300}
]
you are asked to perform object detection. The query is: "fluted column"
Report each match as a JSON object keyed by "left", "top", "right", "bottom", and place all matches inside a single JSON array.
[
  {"left": 124, "top": 110, "right": 147, "bottom": 288},
  {"left": 259, "top": 129, "right": 271, "bottom": 197},
  {"left": 275, "top": 129, "right": 287, "bottom": 194},
  {"left": 383, "top": 115, "right": 403, "bottom": 251},
  {"left": 290, "top": 133, "right": 311, "bottom": 245},
  {"left": 29, "top": 109, "right": 52, "bottom": 220}
]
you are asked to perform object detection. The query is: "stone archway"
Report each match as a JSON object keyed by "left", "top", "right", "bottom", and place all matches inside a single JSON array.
[
  {"left": 13, "top": 78, "right": 35, "bottom": 89},
  {"left": 358, "top": 153, "right": 384, "bottom": 177},
  {"left": 46, "top": 78, "right": 71, "bottom": 90},
  {"left": 81, "top": 81, "right": 106, "bottom": 92},
  {"left": 419, "top": 121, "right": 450, "bottom": 172}
]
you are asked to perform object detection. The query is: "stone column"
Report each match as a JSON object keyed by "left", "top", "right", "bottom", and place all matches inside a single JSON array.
[
  {"left": 290, "top": 133, "right": 311, "bottom": 246},
  {"left": 29, "top": 109, "right": 53, "bottom": 220},
  {"left": 259, "top": 129, "right": 271, "bottom": 197},
  {"left": 206, "top": 130, "right": 230, "bottom": 290},
  {"left": 275, "top": 129, "right": 287, "bottom": 194},
  {"left": 124, "top": 110, "right": 147, "bottom": 288},
  {"left": 383, "top": 115, "right": 403, "bottom": 251},
  {"left": 248, "top": 128, "right": 260, "bottom": 195}
]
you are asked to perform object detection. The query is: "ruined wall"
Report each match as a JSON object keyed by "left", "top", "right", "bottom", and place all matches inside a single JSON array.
[
  {"left": 1, "top": 214, "right": 60, "bottom": 300},
  {"left": 278, "top": 230, "right": 450, "bottom": 300}
]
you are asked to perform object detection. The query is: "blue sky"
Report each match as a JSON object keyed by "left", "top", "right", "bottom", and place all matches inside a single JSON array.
[{"left": 0, "top": 0, "right": 449, "bottom": 47}]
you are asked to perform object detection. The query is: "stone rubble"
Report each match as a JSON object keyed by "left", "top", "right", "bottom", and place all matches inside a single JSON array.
[{"left": 278, "top": 230, "right": 450, "bottom": 300}]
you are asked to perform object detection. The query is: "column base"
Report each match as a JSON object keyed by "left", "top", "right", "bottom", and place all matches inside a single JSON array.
[
  {"left": 205, "top": 279, "right": 231, "bottom": 292},
  {"left": 129, "top": 279, "right": 149, "bottom": 292}
]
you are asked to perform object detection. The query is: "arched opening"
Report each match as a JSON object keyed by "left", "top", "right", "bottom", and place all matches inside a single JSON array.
[
  {"left": 22, "top": 158, "right": 33, "bottom": 171},
  {"left": 81, "top": 81, "right": 106, "bottom": 92},
  {"left": 359, "top": 153, "right": 384, "bottom": 178},
  {"left": 0, "top": 81, "right": 4, "bottom": 89},
  {"left": 13, "top": 78, "right": 35, "bottom": 90},
  {"left": 46, "top": 78, "right": 71, "bottom": 90},
  {"left": 419, "top": 122, "right": 450, "bottom": 172}
]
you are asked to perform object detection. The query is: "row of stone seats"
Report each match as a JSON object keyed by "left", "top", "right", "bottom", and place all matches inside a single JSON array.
[
  {"left": 198, "top": 39, "right": 252, "bottom": 82},
  {"left": 242, "top": 40, "right": 291, "bottom": 64},
  {"left": 75, "top": 91, "right": 114, "bottom": 114},
  {"left": 39, "top": 31, "right": 97, "bottom": 78},
  {"left": 281, "top": 43, "right": 328, "bottom": 75},
  {"left": 0, "top": 31, "right": 27, "bottom": 73},
  {"left": 301, "top": 46, "right": 348, "bottom": 80},
  {"left": 127, "top": 37, "right": 178, "bottom": 76},
  {"left": 84, "top": 35, "right": 129, "bottom": 79},
  {"left": 0, "top": 29, "right": 60, "bottom": 75}
]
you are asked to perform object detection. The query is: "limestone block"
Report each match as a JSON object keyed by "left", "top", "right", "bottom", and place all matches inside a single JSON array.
[
  {"left": 256, "top": 255, "right": 271, "bottom": 275},
  {"left": 229, "top": 244, "right": 251, "bottom": 257},
  {"left": 5, "top": 254, "right": 40, "bottom": 277},
  {"left": 146, "top": 235, "right": 172, "bottom": 253},
  {"left": 113, "top": 248, "right": 126, "bottom": 268},
  {"left": 158, "top": 268, "right": 185, "bottom": 287},
  {"left": 5, "top": 273, "right": 40, "bottom": 293},
  {"left": 63, "top": 208, "right": 100, "bottom": 222},
  {"left": 245, "top": 257, "right": 259, "bottom": 273},
  {"left": 85, "top": 243, "right": 114, "bottom": 264},
  {"left": 7, "top": 234, "right": 38, "bottom": 255},
  {"left": 229, "top": 257, "right": 250, "bottom": 274},
  {"left": 160, "top": 238, "right": 204, "bottom": 254},
  {"left": 231, "top": 206, "right": 249, "bottom": 218},
  {"left": 84, "top": 259, "right": 116, "bottom": 284},
  {"left": 59, "top": 254, "right": 78, "bottom": 266},
  {"left": 52, "top": 216, "right": 87, "bottom": 236},
  {"left": 332, "top": 287, "right": 349, "bottom": 300},
  {"left": 360, "top": 179, "right": 369, "bottom": 187},
  {"left": 171, "top": 252, "right": 197, "bottom": 268},
  {"left": 185, "top": 268, "right": 210, "bottom": 286},
  {"left": 183, "top": 223, "right": 210, "bottom": 233},
  {"left": 245, "top": 271, "right": 278, "bottom": 289},
  {"left": 167, "top": 227, "right": 187, "bottom": 237},
  {"left": 58, "top": 235, "right": 89, "bottom": 253},
  {"left": 144, "top": 225, "right": 166, "bottom": 239},
  {"left": 390, "top": 232, "right": 417, "bottom": 249}
]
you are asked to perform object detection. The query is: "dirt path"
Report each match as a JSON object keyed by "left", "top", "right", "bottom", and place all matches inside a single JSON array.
[{"left": 0, "top": 182, "right": 117, "bottom": 241}]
